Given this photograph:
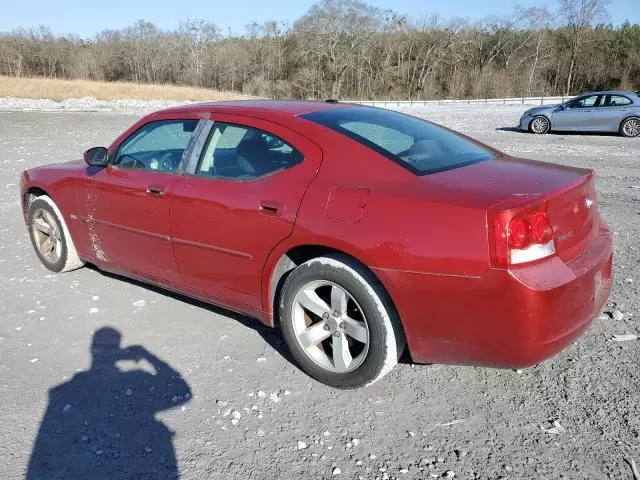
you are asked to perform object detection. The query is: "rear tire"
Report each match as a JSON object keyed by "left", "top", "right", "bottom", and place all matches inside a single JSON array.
[
  {"left": 620, "top": 117, "right": 640, "bottom": 137},
  {"left": 279, "top": 254, "right": 405, "bottom": 389},
  {"left": 529, "top": 115, "right": 550, "bottom": 134},
  {"left": 28, "top": 196, "right": 84, "bottom": 273}
]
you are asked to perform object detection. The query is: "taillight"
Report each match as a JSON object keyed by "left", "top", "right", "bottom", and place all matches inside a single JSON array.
[{"left": 491, "top": 199, "right": 556, "bottom": 267}]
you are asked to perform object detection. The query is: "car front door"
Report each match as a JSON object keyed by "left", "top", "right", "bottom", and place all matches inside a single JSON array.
[
  {"left": 170, "top": 115, "right": 322, "bottom": 311},
  {"left": 591, "top": 94, "right": 633, "bottom": 132},
  {"left": 80, "top": 116, "right": 202, "bottom": 283},
  {"left": 552, "top": 94, "right": 601, "bottom": 131}
]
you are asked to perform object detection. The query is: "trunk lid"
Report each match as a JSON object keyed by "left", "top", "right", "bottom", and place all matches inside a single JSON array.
[
  {"left": 547, "top": 171, "right": 598, "bottom": 263},
  {"left": 419, "top": 156, "right": 597, "bottom": 263}
]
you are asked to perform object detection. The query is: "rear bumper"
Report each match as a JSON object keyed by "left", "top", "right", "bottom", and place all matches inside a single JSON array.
[{"left": 375, "top": 223, "right": 613, "bottom": 368}]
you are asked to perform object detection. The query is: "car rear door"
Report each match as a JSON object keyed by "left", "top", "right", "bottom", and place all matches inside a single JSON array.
[
  {"left": 590, "top": 94, "right": 633, "bottom": 132},
  {"left": 79, "top": 116, "right": 203, "bottom": 283},
  {"left": 552, "top": 95, "right": 600, "bottom": 131},
  {"left": 170, "top": 114, "right": 322, "bottom": 310}
]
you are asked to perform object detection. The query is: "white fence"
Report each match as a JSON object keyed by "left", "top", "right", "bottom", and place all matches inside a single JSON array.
[{"left": 346, "top": 96, "right": 567, "bottom": 107}]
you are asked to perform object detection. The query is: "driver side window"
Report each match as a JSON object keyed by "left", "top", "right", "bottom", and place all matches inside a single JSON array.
[
  {"left": 114, "top": 119, "right": 199, "bottom": 173},
  {"left": 567, "top": 95, "right": 600, "bottom": 108}
]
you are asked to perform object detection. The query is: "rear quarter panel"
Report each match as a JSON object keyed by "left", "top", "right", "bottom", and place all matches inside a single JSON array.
[{"left": 280, "top": 123, "right": 492, "bottom": 276}]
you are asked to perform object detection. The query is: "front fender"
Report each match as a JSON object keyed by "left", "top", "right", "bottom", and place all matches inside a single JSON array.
[{"left": 21, "top": 166, "right": 86, "bottom": 256}]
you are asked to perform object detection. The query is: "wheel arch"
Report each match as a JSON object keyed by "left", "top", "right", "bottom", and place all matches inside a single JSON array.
[
  {"left": 22, "top": 186, "right": 52, "bottom": 221},
  {"left": 261, "top": 242, "right": 402, "bottom": 334}
]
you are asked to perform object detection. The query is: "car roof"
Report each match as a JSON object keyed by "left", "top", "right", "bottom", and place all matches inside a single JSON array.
[
  {"left": 578, "top": 90, "right": 638, "bottom": 96},
  {"left": 156, "top": 99, "right": 358, "bottom": 117}
]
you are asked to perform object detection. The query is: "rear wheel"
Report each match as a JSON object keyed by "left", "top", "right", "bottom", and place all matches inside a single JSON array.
[
  {"left": 529, "top": 115, "right": 550, "bottom": 134},
  {"left": 620, "top": 117, "right": 640, "bottom": 137},
  {"left": 279, "top": 254, "right": 405, "bottom": 389},
  {"left": 28, "top": 196, "right": 83, "bottom": 273}
]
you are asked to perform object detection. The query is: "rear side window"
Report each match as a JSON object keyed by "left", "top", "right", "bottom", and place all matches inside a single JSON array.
[
  {"left": 196, "top": 122, "right": 303, "bottom": 180},
  {"left": 601, "top": 95, "right": 632, "bottom": 107},
  {"left": 301, "top": 107, "right": 495, "bottom": 175}
]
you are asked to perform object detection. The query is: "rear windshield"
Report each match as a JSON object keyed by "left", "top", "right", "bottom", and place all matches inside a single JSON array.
[{"left": 301, "top": 107, "right": 496, "bottom": 175}]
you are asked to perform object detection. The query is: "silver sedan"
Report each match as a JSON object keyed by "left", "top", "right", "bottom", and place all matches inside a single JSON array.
[{"left": 519, "top": 91, "right": 640, "bottom": 137}]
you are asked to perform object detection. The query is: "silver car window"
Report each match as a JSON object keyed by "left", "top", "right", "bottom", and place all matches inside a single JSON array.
[
  {"left": 567, "top": 95, "right": 600, "bottom": 108},
  {"left": 600, "top": 95, "right": 632, "bottom": 107}
]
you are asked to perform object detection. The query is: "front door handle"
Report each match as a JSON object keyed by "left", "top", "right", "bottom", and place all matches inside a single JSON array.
[
  {"left": 146, "top": 185, "right": 166, "bottom": 197},
  {"left": 259, "top": 200, "right": 282, "bottom": 216}
]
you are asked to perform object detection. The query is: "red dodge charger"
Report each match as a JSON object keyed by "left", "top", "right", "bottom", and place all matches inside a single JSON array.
[{"left": 20, "top": 100, "right": 613, "bottom": 388}]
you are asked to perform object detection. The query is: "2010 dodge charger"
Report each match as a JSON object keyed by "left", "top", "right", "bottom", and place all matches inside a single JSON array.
[{"left": 20, "top": 100, "right": 613, "bottom": 389}]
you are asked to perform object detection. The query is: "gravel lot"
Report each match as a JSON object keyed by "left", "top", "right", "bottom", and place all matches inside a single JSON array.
[{"left": 0, "top": 102, "right": 639, "bottom": 480}]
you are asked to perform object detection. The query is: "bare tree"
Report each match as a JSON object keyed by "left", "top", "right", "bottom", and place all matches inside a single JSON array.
[
  {"left": 558, "top": 0, "right": 610, "bottom": 95},
  {"left": 294, "top": 0, "right": 384, "bottom": 98},
  {"left": 177, "top": 20, "right": 221, "bottom": 86},
  {"left": 0, "top": 0, "right": 636, "bottom": 100}
]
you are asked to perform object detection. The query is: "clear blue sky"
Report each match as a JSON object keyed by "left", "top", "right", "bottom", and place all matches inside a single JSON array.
[{"left": 0, "top": 0, "right": 637, "bottom": 37}]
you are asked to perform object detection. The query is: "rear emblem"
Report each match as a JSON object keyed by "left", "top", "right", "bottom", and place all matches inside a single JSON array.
[
  {"left": 585, "top": 198, "right": 593, "bottom": 209},
  {"left": 557, "top": 230, "right": 574, "bottom": 243}
]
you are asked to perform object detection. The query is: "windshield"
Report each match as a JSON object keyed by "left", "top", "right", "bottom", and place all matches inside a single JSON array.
[{"left": 300, "top": 107, "right": 496, "bottom": 175}]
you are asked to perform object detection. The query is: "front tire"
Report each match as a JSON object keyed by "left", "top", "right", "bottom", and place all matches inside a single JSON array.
[
  {"left": 279, "top": 254, "right": 405, "bottom": 389},
  {"left": 28, "top": 196, "right": 84, "bottom": 273},
  {"left": 529, "top": 115, "right": 550, "bottom": 134},
  {"left": 620, "top": 117, "right": 640, "bottom": 137}
]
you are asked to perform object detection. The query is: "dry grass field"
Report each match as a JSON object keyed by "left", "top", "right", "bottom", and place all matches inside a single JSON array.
[{"left": 0, "top": 76, "right": 251, "bottom": 102}]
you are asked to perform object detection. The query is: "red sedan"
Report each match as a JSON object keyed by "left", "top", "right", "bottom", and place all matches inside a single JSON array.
[{"left": 20, "top": 100, "right": 613, "bottom": 389}]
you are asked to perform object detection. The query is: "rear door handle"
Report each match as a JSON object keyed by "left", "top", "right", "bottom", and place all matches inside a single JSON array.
[
  {"left": 146, "top": 184, "right": 166, "bottom": 197},
  {"left": 259, "top": 200, "right": 282, "bottom": 216}
]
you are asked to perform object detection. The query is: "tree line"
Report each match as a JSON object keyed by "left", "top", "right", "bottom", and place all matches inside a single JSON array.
[{"left": 1, "top": 0, "right": 638, "bottom": 100}]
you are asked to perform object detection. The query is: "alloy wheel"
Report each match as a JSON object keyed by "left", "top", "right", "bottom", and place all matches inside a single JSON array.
[
  {"left": 530, "top": 116, "right": 549, "bottom": 134},
  {"left": 31, "top": 208, "right": 62, "bottom": 264},
  {"left": 623, "top": 118, "right": 640, "bottom": 137},
  {"left": 291, "top": 280, "right": 370, "bottom": 373}
]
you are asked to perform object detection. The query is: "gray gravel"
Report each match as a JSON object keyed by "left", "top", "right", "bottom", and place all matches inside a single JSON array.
[
  {"left": 1, "top": 103, "right": 639, "bottom": 480},
  {"left": 0, "top": 96, "right": 188, "bottom": 114}
]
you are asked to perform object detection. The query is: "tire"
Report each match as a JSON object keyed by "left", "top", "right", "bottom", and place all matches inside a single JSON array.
[
  {"left": 27, "top": 196, "right": 84, "bottom": 273},
  {"left": 279, "top": 254, "right": 405, "bottom": 389},
  {"left": 620, "top": 117, "right": 640, "bottom": 138},
  {"left": 528, "top": 115, "right": 550, "bottom": 134}
]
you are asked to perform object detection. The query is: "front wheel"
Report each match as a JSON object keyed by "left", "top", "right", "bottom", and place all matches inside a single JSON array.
[
  {"left": 279, "top": 254, "right": 405, "bottom": 389},
  {"left": 620, "top": 117, "right": 640, "bottom": 137},
  {"left": 28, "top": 196, "right": 84, "bottom": 273},
  {"left": 529, "top": 115, "right": 550, "bottom": 134}
]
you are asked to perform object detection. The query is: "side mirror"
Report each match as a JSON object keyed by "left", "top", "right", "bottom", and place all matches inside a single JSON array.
[{"left": 84, "top": 147, "right": 108, "bottom": 167}]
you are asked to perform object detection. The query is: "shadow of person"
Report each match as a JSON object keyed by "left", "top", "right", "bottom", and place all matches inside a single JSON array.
[{"left": 26, "top": 327, "right": 191, "bottom": 480}]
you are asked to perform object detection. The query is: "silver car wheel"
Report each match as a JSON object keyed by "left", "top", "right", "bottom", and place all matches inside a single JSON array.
[
  {"left": 291, "top": 280, "right": 370, "bottom": 373},
  {"left": 622, "top": 118, "right": 640, "bottom": 137},
  {"left": 530, "top": 116, "right": 550, "bottom": 134},
  {"left": 31, "top": 208, "right": 62, "bottom": 264}
]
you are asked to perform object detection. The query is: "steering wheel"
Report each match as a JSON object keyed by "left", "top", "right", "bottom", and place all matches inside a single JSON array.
[
  {"left": 117, "top": 154, "right": 145, "bottom": 170},
  {"left": 157, "top": 152, "right": 174, "bottom": 171}
]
